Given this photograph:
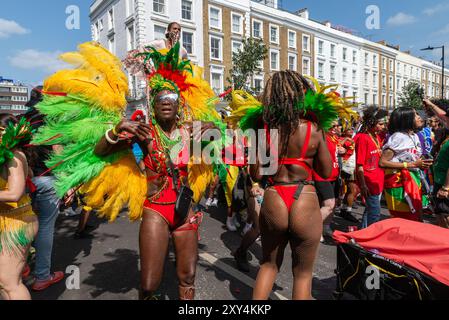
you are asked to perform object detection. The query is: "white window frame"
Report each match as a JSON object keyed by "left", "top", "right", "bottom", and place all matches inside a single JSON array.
[
  {"left": 253, "top": 77, "right": 264, "bottom": 94},
  {"left": 318, "top": 40, "right": 324, "bottom": 55},
  {"left": 252, "top": 19, "right": 263, "bottom": 39},
  {"left": 126, "top": 24, "right": 135, "bottom": 51},
  {"left": 231, "top": 13, "right": 243, "bottom": 35},
  {"left": 270, "top": 49, "right": 280, "bottom": 71},
  {"left": 330, "top": 64, "right": 336, "bottom": 81},
  {"left": 342, "top": 67, "right": 348, "bottom": 83},
  {"left": 269, "top": 24, "right": 280, "bottom": 45},
  {"left": 108, "top": 36, "right": 115, "bottom": 54},
  {"left": 373, "top": 72, "right": 378, "bottom": 87},
  {"left": 352, "top": 50, "right": 357, "bottom": 64},
  {"left": 288, "top": 53, "right": 297, "bottom": 71},
  {"left": 153, "top": 0, "right": 166, "bottom": 14},
  {"left": 209, "top": 5, "right": 222, "bottom": 31},
  {"left": 318, "top": 62, "right": 324, "bottom": 79},
  {"left": 364, "top": 52, "right": 369, "bottom": 65},
  {"left": 154, "top": 24, "right": 167, "bottom": 40},
  {"left": 352, "top": 69, "right": 357, "bottom": 84},
  {"left": 126, "top": 0, "right": 135, "bottom": 17},
  {"left": 210, "top": 67, "right": 224, "bottom": 95},
  {"left": 302, "top": 34, "right": 310, "bottom": 52},
  {"left": 182, "top": 31, "right": 194, "bottom": 55},
  {"left": 209, "top": 35, "right": 223, "bottom": 62},
  {"left": 302, "top": 57, "right": 311, "bottom": 76},
  {"left": 182, "top": 0, "right": 193, "bottom": 21},
  {"left": 288, "top": 30, "right": 296, "bottom": 49},
  {"left": 330, "top": 44, "right": 336, "bottom": 58},
  {"left": 364, "top": 71, "right": 369, "bottom": 84},
  {"left": 108, "top": 8, "right": 114, "bottom": 30},
  {"left": 342, "top": 47, "right": 348, "bottom": 61},
  {"left": 231, "top": 40, "right": 243, "bottom": 55}
]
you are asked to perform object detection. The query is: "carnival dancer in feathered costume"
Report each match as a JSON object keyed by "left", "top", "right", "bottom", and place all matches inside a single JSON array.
[
  {"left": 226, "top": 71, "right": 357, "bottom": 300},
  {"left": 0, "top": 115, "right": 38, "bottom": 300},
  {"left": 98, "top": 41, "right": 230, "bottom": 300}
]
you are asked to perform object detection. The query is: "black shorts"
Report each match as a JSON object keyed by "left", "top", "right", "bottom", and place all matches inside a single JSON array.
[
  {"left": 433, "top": 184, "right": 449, "bottom": 215},
  {"left": 315, "top": 181, "right": 338, "bottom": 203}
]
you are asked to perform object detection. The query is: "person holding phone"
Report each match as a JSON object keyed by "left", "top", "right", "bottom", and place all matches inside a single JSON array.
[{"left": 380, "top": 107, "right": 433, "bottom": 222}]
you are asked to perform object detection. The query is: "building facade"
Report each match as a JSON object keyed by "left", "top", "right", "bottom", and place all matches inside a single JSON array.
[
  {"left": 90, "top": 0, "right": 449, "bottom": 111},
  {"left": 0, "top": 77, "right": 29, "bottom": 115}
]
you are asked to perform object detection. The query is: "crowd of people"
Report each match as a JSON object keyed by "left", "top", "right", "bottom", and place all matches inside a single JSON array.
[{"left": 1, "top": 21, "right": 449, "bottom": 301}]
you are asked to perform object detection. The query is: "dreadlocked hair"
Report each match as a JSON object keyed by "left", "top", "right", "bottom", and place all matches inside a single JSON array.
[
  {"left": 261, "top": 70, "right": 313, "bottom": 158},
  {"left": 360, "top": 105, "right": 387, "bottom": 133}
]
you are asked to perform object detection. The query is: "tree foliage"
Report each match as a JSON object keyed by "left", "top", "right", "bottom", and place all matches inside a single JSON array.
[
  {"left": 398, "top": 80, "right": 424, "bottom": 109},
  {"left": 226, "top": 38, "right": 268, "bottom": 96}
]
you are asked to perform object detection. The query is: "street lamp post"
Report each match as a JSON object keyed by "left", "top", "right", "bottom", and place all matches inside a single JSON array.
[{"left": 421, "top": 45, "right": 445, "bottom": 99}]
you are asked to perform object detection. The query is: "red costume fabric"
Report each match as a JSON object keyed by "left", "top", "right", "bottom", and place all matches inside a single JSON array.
[{"left": 334, "top": 218, "right": 449, "bottom": 286}]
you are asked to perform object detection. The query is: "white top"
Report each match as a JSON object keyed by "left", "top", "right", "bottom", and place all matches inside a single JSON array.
[
  {"left": 383, "top": 132, "right": 422, "bottom": 163},
  {"left": 147, "top": 39, "right": 188, "bottom": 60}
]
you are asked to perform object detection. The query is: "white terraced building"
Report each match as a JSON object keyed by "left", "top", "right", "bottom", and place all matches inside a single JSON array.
[{"left": 90, "top": 0, "right": 449, "bottom": 113}]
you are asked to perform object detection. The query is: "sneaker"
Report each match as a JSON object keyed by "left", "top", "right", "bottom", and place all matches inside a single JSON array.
[
  {"left": 205, "top": 198, "right": 213, "bottom": 208},
  {"left": 32, "top": 271, "right": 65, "bottom": 291},
  {"left": 233, "top": 250, "right": 250, "bottom": 273},
  {"left": 226, "top": 217, "right": 237, "bottom": 232}
]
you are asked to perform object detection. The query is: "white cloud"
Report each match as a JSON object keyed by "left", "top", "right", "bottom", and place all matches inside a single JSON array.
[
  {"left": 8, "top": 49, "right": 69, "bottom": 73},
  {"left": 0, "top": 18, "right": 29, "bottom": 38},
  {"left": 386, "top": 12, "right": 417, "bottom": 27},
  {"left": 423, "top": 3, "right": 449, "bottom": 16}
]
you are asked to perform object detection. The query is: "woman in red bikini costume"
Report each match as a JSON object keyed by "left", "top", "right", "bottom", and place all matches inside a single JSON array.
[
  {"left": 249, "top": 71, "right": 337, "bottom": 300},
  {"left": 94, "top": 41, "right": 218, "bottom": 300}
]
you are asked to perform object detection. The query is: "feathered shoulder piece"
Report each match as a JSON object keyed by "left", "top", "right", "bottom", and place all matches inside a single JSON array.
[
  {"left": 227, "top": 90, "right": 264, "bottom": 132},
  {"left": 296, "top": 89, "right": 338, "bottom": 132},
  {"left": 304, "top": 76, "right": 359, "bottom": 130},
  {"left": 0, "top": 117, "right": 32, "bottom": 166},
  {"left": 135, "top": 42, "right": 194, "bottom": 95}
]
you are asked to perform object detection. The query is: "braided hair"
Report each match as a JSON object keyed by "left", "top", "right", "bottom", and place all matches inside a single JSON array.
[
  {"left": 360, "top": 106, "right": 388, "bottom": 133},
  {"left": 261, "top": 70, "right": 313, "bottom": 158}
]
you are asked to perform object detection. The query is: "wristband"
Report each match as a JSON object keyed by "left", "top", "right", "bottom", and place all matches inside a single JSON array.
[
  {"left": 252, "top": 182, "right": 259, "bottom": 188},
  {"left": 112, "top": 127, "right": 119, "bottom": 136},
  {"left": 403, "top": 162, "right": 408, "bottom": 169},
  {"left": 442, "top": 186, "right": 449, "bottom": 192},
  {"left": 105, "top": 129, "right": 119, "bottom": 144}
]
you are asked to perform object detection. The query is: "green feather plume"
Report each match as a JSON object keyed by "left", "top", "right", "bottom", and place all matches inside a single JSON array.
[
  {"left": 0, "top": 117, "right": 33, "bottom": 167},
  {"left": 32, "top": 94, "right": 126, "bottom": 197},
  {"left": 295, "top": 90, "right": 338, "bottom": 131}
]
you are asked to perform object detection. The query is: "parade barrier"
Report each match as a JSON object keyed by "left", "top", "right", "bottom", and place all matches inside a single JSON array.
[{"left": 333, "top": 218, "right": 449, "bottom": 300}]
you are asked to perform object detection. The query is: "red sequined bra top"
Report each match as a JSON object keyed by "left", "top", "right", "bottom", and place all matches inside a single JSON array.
[{"left": 143, "top": 126, "right": 190, "bottom": 182}]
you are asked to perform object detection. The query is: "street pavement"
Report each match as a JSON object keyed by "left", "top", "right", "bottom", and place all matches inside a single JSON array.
[{"left": 28, "top": 196, "right": 396, "bottom": 300}]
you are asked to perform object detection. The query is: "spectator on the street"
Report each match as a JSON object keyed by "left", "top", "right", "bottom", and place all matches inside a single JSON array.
[
  {"left": 313, "top": 120, "right": 345, "bottom": 242},
  {"left": 0, "top": 114, "right": 38, "bottom": 300},
  {"left": 233, "top": 166, "right": 264, "bottom": 272},
  {"left": 147, "top": 22, "right": 188, "bottom": 59},
  {"left": 21, "top": 87, "right": 65, "bottom": 291},
  {"left": 432, "top": 133, "right": 449, "bottom": 228},
  {"left": 338, "top": 126, "right": 359, "bottom": 223},
  {"left": 380, "top": 107, "right": 433, "bottom": 222},
  {"left": 355, "top": 106, "right": 388, "bottom": 228}
]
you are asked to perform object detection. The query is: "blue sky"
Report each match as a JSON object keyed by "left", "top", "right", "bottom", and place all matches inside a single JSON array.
[{"left": 1, "top": 0, "right": 448, "bottom": 86}]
